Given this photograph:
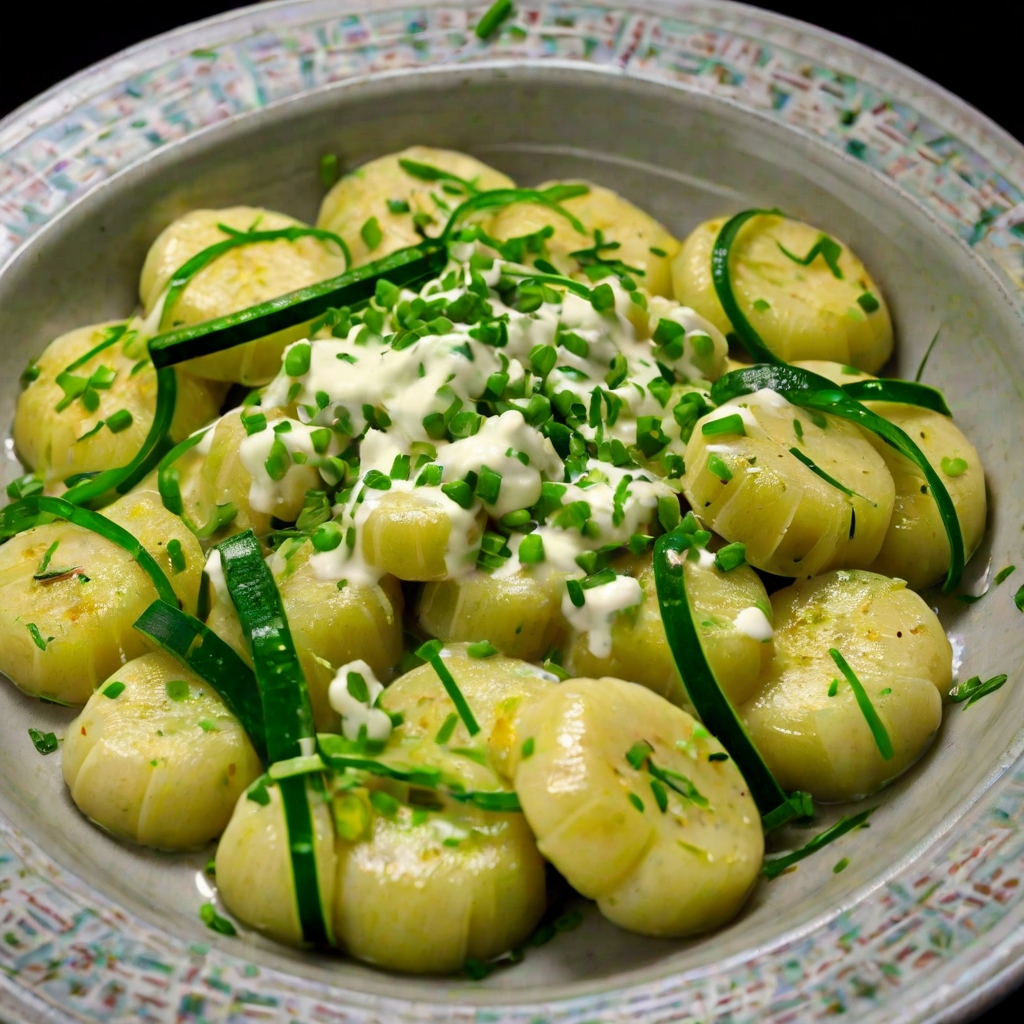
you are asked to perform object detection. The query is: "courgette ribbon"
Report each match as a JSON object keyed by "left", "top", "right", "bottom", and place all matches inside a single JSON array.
[
  {"left": 653, "top": 527, "right": 813, "bottom": 831},
  {"left": 218, "top": 530, "right": 330, "bottom": 945},
  {"left": 711, "top": 209, "right": 952, "bottom": 417},
  {"left": 710, "top": 363, "right": 964, "bottom": 592}
]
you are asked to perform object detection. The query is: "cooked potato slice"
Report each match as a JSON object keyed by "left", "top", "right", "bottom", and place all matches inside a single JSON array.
[
  {"left": 488, "top": 180, "right": 680, "bottom": 296},
  {"left": 216, "top": 776, "right": 337, "bottom": 946},
  {"left": 740, "top": 570, "right": 951, "bottom": 802},
  {"left": 682, "top": 389, "right": 895, "bottom": 577},
  {"left": 0, "top": 490, "right": 202, "bottom": 704},
  {"left": 140, "top": 207, "right": 348, "bottom": 384},
  {"left": 206, "top": 541, "right": 403, "bottom": 730},
  {"left": 62, "top": 652, "right": 261, "bottom": 849},
  {"left": 14, "top": 321, "right": 224, "bottom": 485},
  {"left": 317, "top": 146, "right": 514, "bottom": 264},
  {"left": 416, "top": 569, "right": 565, "bottom": 662},
  {"left": 672, "top": 214, "right": 893, "bottom": 372},
  {"left": 794, "top": 360, "right": 987, "bottom": 589},
  {"left": 514, "top": 677, "right": 763, "bottom": 937},
  {"left": 566, "top": 549, "right": 772, "bottom": 708}
]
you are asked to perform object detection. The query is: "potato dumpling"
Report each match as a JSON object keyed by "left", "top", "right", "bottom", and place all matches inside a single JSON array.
[
  {"left": 682, "top": 390, "right": 895, "bottom": 577},
  {"left": 740, "top": 570, "right": 951, "bottom": 802},
  {"left": 333, "top": 793, "right": 546, "bottom": 974},
  {"left": 514, "top": 677, "right": 763, "bottom": 937},
  {"left": 216, "top": 775, "right": 337, "bottom": 946},
  {"left": 62, "top": 652, "right": 261, "bottom": 849},
  {"left": 488, "top": 180, "right": 680, "bottom": 297},
  {"left": 14, "top": 321, "right": 224, "bottom": 485},
  {"left": 416, "top": 569, "right": 566, "bottom": 662},
  {"left": 567, "top": 550, "right": 773, "bottom": 709},
  {"left": 206, "top": 541, "right": 404, "bottom": 730},
  {"left": 330, "top": 644, "right": 551, "bottom": 971},
  {"left": 0, "top": 490, "right": 203, "bottom": 705},
  {"left": 361, "top": 489, "right": 485, "bottom": 582},
  {"left": 140, "top": 207, "right": 348, "bottom": 384},
  {"left": 672, "top": 214, "right": 893, "bottom": 372},
  {"left": 317, "top": 146, "right": 514, "bottom": 265},
  {"left": 794, "top": 360, "right": 987, "bottom": 590}
]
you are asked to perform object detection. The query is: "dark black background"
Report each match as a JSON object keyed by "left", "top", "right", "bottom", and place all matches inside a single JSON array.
[{"left": 0, "top": 2, "right": 1021, "bottom": 1021}]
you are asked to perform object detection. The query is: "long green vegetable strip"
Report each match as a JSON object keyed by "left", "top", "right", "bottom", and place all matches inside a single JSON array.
[
  {"left": 440, "top": 186, "right": 589, "bottom": 241},
  {"left": 133, "top": 599, "right": 267, "bottom": 763},
  {"left": 653, "top": 529, "right": 812, "bottom": 829},
  {"left": 149, "top": 243, "right": 446, "bottom": 369},
  {"left": 710, "top": 363, "right": 965, "bottom": 591},
  {"left": 840, "top": 378, "right": 951, "bottom": 417},
  {"left": 0, "top": 495, "right": 177, "bottom": 605},
  {"left": 218, "top": 530, "right": 329, "bottom": 945},
  {"left": 157, "top": 429, "right": 209, "bottom": 520}
]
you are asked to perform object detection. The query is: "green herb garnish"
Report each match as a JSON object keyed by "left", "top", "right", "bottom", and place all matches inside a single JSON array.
[
  {"left": 762, "top": 808, "right": 875, "bottom": 880},
  {"left": 829, "top": 649, "right": 893, "bottom": 760},
  {"left": 415, "top": 639, "right": 481, "bottom": 736},
  {"left": 28, "top": 728, "right": 58, "bottom": 755}
]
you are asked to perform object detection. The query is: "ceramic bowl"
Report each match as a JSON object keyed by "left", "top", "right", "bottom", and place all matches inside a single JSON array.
[{"left": 1, "top": 2, "right": 1024, "bottom": 1021}]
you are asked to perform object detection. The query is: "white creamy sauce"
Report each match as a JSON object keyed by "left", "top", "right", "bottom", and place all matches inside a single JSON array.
[
  {"left": 562, "top": 573, "right": 644, "bottom": 658},
  {"left": 203, "top": 549, "right": 228, "bottom": 602},
  {"left": 327, "top": 659, "right": 392, "bottom": 743},
  {"left": 733, "top": 605, "right": 774, "bottom": 642}
]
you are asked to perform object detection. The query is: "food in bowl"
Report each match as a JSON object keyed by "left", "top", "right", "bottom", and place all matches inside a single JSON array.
[{"left": 0, "top": 145, "right": 985, "bottom": 974}]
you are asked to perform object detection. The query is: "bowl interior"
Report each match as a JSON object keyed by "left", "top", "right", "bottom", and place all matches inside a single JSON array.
[{"left": 1, "top": 64, "right": 1023, "bottom": 1002}]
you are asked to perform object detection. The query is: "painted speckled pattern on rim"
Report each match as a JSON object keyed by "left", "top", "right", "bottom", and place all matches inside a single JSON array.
[{"left": 1, "top": 2, "right": 1024, "bottom": 1021}]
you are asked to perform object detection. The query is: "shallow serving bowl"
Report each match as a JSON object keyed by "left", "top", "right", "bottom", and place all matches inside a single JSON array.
[{"left": 2, "top": 1, "right": 1024, "bottom": 1021}]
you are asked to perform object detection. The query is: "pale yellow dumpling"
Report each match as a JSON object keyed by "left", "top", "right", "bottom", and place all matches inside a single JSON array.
[
  {"left": 740, "top": 570, "right": 951, "bottom": 802},
  {"left": 672, "top": 214, "right": 893, "bottom": 371},
  {"left": 62, "top": 651, "right": 261, "bottom": 849},
  {"left": 14, "top": 320, "right": 224, "bottom": 485}
]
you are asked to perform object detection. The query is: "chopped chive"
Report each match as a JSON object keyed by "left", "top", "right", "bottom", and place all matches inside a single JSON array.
[
  {"left": 264, "top": 437, "right": 291, "bottom": 481},
  {"left": 1015, "top": 584, "right": 1024, "bottom": 612},
  {"left": 415, "top": 639, "right": 481, "bottom": 736},
  {"left": 828, "top": 679, "right": 839, "bottom": 697},
  {"left": 166, "top": 538, "right": 186, "bottom": 574},
  {"left": 165, "top": 679, "right": 190, "bottom": 702},
  {"left": 628, "top": 792, "right": 645, "bottom": 813},
  {"left": 26, "top": 623, "right": 51, "bottom": 651},
  {"left": 500, "top": 508, "right": 531, "bottom": 529},
  {"left": 856, "top": 292, "right": 880, "bottom": 313},
  {"left": 106, "top": 409, "right": 133, "bottom": 433},
  {"left": 949, "top": 673, "right": 1008, "bottom": 707},
  {"left": 199, "top": 902, "right": 238, "bottom": 936},
  {"left": 565, "top": 579, "right": 585, "bottom": 608},
  {"left": 37, "top": 540, "right": 60, "bottom": 576},
  {"left": 102, "top": 681, "right": 126, "bottom": 700},
  {"left": 416, "top": 463, "right": 443, "bottom": 487},
  {"left": 518, "top": 533, "right": 545, "bottom": 564},
  {"left": 475, "top": 0, "right": 514, "bottom": 39},
  {"left": 995, "top": 566, "right": 1016, "bottom": 585},
  {"left": 360, "top": 217, "right": 383, "bottom": 251},
  {"left": 789, "top": 447, "right": 855, "bottom": 496},
  {"left": 441, "top": 480, "right": 474, "bottom": 509},
  {"left": 752, "top": 298, "right": 771, "bottom": 312},
  {"left": 941, "top": 456, "right": 968, "bottom": 477},
  {"left": 336, "top": 579, "right": 348, "bottom": 590},
  {"left": 701, "top": 413, "right": 746, "bottom": 437},
  {"left": 285, "top": 342, "right": 312, "bottom": 377},
  {"left": 242, "top": 411, "right": 267, "bottom": 435},
  {"left": 708, "top": 752, "right": 729, "bottom": 762},
  {"left": 648, "top": 760, "right": 709, "bottom": 808},
  {"left": 793, "top": 418, "right": 804, "bottom": 441},
  {"left": 467, "top": 640, "right": 499, "bottom": 658},
  {"left": 435, "top": 712, "right": 459, "bottom": 745},
  {"left": 650, "top": 778, "right": 669, "bottom": 812},
  {"left": 833, "top": 857, "right": 850, "bottom": 873},
  {"left": 829, "top": 649, "right": 893, "bottom": 760},
  {"left": 707, "top": 454, "right": 732, "bottom": 483},
  {"left": 649, "top": 246, "right": 667, "bottom": 258},
  {"left": 521, "top": 737, "right": 535, "bottom": 759},
  {"left": 777, "top": 234, "right": 844, "bottom": 279},
  {"left": 28, "top": 728, "right": 58, "bottom": 755},
  {"left": 362, "top": 469, "right": 392, "bottom": 491},
  {"left": 590, "top": 282, "right": 615, "bottom": 312},
  {"left": 475, "top": 466, "right": 502, "bottom": 505},
  {"left": 713, "top": 542, "right": 746, "bottom": 572},
  {"left": 762, "top": 808, "right": 875, "bottom": 880},
  {"left": 387, "top": 198, "right": 411, "bottom": 214},
  {"left": 626, "top": 740, "right": 652, "bottom": 770},
  {"left": 318, "top": 153, "right": 339, "bottom": 189}
]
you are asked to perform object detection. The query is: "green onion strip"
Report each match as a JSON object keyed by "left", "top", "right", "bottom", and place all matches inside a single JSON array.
[
  {"left": 133, "top": 599, "right": 267, "bottom": 763},
  {"left": 653, "top": 530, "right": 812, "bottom": 830},
  {"left": 0, "top": 496, "right": 176, "bottom": 605},
  {"left": 218, "top": 530, "right": 329, "bottom": 946},
  {"left": 711, "top": 363, "right": 965, "bottom": 591},
  {"left": 441, "top": 187, "right": 589, "bottom": 242}
]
